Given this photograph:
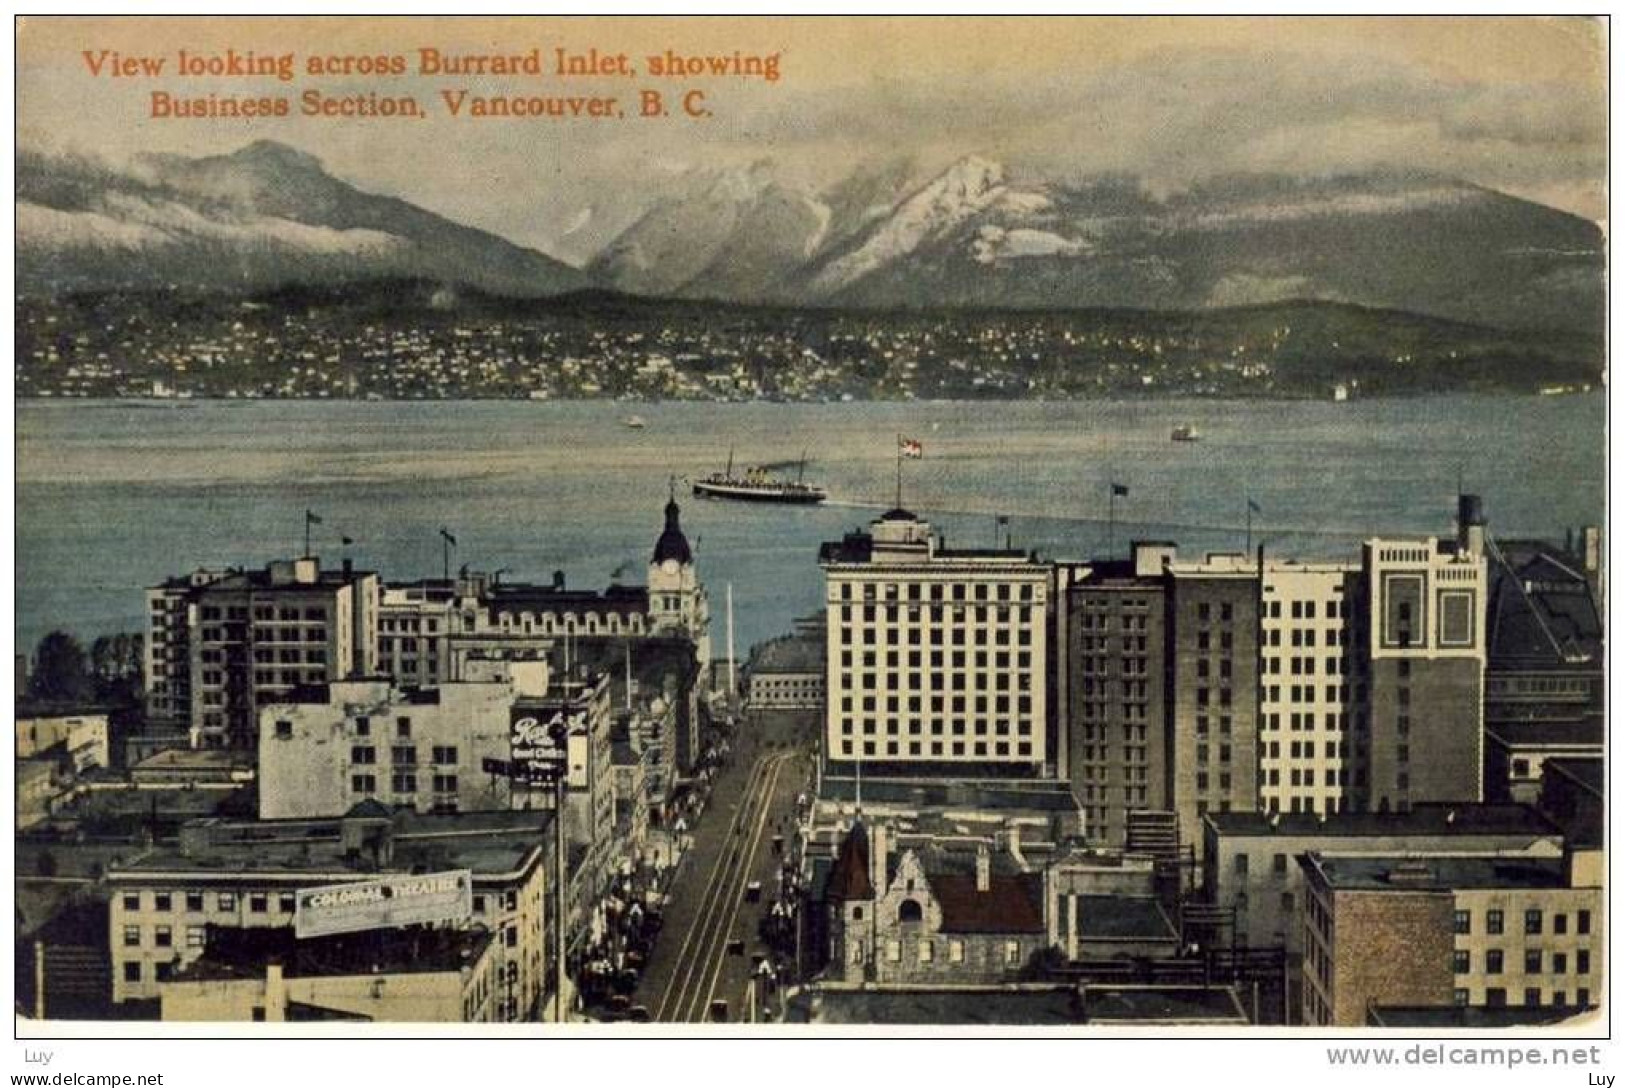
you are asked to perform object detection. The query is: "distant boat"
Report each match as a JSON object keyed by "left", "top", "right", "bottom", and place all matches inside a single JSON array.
[
  {"left": 1171, "top": 424, "right": 1201, "bottom": 442},
  {"left": 693, "top": 448, "right": 827, "bottom": 505},
  {"left": 623, "top": 415, "right": 648, "bottom": 429}
]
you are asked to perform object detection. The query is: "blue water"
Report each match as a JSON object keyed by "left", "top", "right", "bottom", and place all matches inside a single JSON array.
[{"left": 15, "top": 395, "right": 1605, "bottom": 655}]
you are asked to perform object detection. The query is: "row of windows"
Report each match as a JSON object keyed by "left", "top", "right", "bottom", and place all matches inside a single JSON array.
[
  {"left": 1079, "top": 656, "right": 1153, "bottom": 677},
  {"left": 840, "top": 648, "right": 1034, "bottom": 669},
  {"left": 839, "top": 604, "right": 1039, "bottom": 626},
  {"left": 351, "top": 773, "right": 458, "bottom": 794},
  {"left": 878, "top": 937, "right": 1022, "bottom": 965},
  {"left": 380, "top": 617, "right": 442, "bottom": 635},
  {"left": 1262, "top": 597, "right": 1344, "bottom": 620},
  {"left": 1077, "top": 701, "right": 1153, "bottom": 721},
  {"left": 1265, "top": 684, "right": 1360, "bottom": 706},
  {"left": 121, "top": 890, "right": 294, "bottom": 914},
  {"left": 1454, "top": 949, "right": 1593, "bottom": 975},
  {"left": 1264, "top": 710, "right": 1352, "bottom": 732},
  {"left": 1454, "top": 908, "right": 1592, "bottom": 936},
  {"left": 1080, "top": 679, "right": 1153, "bottom": 699},
  {"left": 838, "top": 719, "right": 1033, "bottom": 737},
  {"left": 494, "top": 611, "right": 648, "bottom": 635},
  {"left": 1078, "top": 744, "right": 1153, "bottom": 764},
  {"left": 840, "top": 739, "right": 1034, "bottom": 759},
  {"left": 839, "top": 672, "right": 1032, "bottom": 694},
  {"left": 1076, "top": 612, "right": 1150, "bottom": 631},
  {"left": 202, "top": 605, "right": 329, "bottom": 623},
  {"left": 346, "top": 715, "right": 416, "bottom": 738},
  {"left": 836, "top": 624, "right": 1035, "bottom": 647},
  {"left": 345, "top": 744, "right": 460, "bottom": 765},
  {"left": 1262, "top": 626, "right": 1345, "bottom": 647},
  {"left": 840, "top": 581, "right": 1037, "bottom": 603},
  {"left": 840, "top": 691, "right": 1034, "bottom": 714},
  {"left": 1265, "top": 655, "right": 1344, "bottom": 676},
  {"left": 1076, "top": 768, "right": 1153, "bottom": 791},
  {"left": 1456, "top": 987, "right": 1592, "bottom": 1008}
]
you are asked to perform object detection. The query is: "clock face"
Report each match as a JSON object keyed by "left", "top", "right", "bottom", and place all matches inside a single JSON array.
[{"left": 661, "top": 559, "right": 679, "bottom": 574}]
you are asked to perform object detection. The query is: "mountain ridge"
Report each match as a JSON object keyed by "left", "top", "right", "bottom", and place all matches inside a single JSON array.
[
  {"left": 15, "top": 142, "right": 1606, "bottom": 336},
  {"left": 17, "top": 140, "right": 587, "bottom": 297}
]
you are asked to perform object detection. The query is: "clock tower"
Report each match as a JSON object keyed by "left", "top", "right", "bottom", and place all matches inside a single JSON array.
[{"left": 648, "top": 486, "right": 711, "bottom": 668}]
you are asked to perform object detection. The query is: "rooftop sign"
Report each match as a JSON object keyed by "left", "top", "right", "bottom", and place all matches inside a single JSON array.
[{"left": 295, "top": 870, "right": 473, "bottom": 939}]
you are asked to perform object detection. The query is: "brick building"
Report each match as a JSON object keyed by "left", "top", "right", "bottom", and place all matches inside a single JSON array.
[{"left": 1300, "top": 849, "right": 1603, "bottom": 1025}]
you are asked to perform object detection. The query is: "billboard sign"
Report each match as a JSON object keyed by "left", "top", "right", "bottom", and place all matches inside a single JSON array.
[
  {"left": 509, "top": 706, "right": 579, "bottom": 786},
  {"left": 295, "top": 870, "right": 473, "bottom": 939}
]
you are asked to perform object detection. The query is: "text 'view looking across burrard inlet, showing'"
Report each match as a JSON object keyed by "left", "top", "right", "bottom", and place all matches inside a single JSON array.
[{"left": 12, "top": 15, "right": 1607, "bottom": 1038}]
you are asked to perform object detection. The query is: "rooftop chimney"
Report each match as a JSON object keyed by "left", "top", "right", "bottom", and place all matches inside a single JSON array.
[
  {"left": 1457, "top": 494, "right": 1486, "bottom": 558},
  {"left": 553, "top": 570, "right": 566, "bottom": 591},
  {"left": 1132, "top": 541, "right": 1178, "bottom": 578},
  {"left": 1582, "top": 526, "right": 1601, "bottom": 581}
]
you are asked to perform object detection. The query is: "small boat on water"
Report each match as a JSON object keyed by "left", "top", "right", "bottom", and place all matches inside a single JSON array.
[
  {"left": 1171, "top": 424, "right": 1201, "bottom": 443},
  {"left": 692, "top": 449, "right": 827, "bottom": 505},
  {"left": 623, "top": 415, "right": 648, "bottom": 429}
]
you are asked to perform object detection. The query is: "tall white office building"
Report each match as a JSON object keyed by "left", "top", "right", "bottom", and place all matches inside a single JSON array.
[{"left": 818, "top": 509, "right": 1051, "bottom": 775}]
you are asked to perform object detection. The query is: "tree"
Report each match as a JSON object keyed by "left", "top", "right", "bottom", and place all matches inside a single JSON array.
[
  {"left": 27, "top": 631, "right": 93, "bottom": 704},
  {"left": 89, "top": 632, "right": 144, "bottom": 705}
]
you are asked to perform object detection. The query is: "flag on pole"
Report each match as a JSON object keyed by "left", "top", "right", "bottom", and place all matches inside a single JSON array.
[
  {"left": 341, "top": 536, "right": 355, "bottom": 546},
  {"left": 899, "top": 437, "right": 924, "bottom": 459},
  {"left": 996, "top": 515, "right": 1010, "bottom": 527},
  {"left": 305, "top": 510, "right": 322, "bottom": 525},
  {"left": 440, "top": 528, "right": 458, "bottom": 546},
  {"left": 1111, "top": 483, "right": 1129, "bottom": 498},
  {"left": 1247, "top": 498, "right": 1262, "bottom": 514}
]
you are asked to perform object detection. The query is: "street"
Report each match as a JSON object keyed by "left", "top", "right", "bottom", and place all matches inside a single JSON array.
[{"left": 640, "top": 707, "right": 817, "bottom": 1022}]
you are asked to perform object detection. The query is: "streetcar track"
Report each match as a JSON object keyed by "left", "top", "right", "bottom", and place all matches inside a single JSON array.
[
  {"left": 653, "top": 752, "right": 776, "bottom": 1022},
  {"left": 661, "top": 750, "right": 791, "bottom": 1022}
]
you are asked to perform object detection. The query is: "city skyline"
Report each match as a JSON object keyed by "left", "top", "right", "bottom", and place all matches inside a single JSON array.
[{"left": 12, "top": 12, "right": 1611, "bottom": 1052}]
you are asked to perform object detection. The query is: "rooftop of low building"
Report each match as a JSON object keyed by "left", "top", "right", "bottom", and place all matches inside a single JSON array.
[
  {"left": 1074, "top": 895, "right": 1179, "bottom": 942},
  {"left": 1367, "top": 1004, "right": 1596, "bottom": 1029},
  {"left": 784, "top": 987, "right": 1084, "bottom": 1025},
  {"left": 1080, "top": 985, "right": 1250, "bottom": 1024},
  {"left": 1544, "top": 755, "right": 1604, "bottom": 798},
  {"left": 110, "top": 806, "right": 554, "bottom": 882},
  {"left": 1487, "top": 545, "right": 1603, "bottom": 666},
  {"left": 131, "top": 747, "right": 255, "bottom": 774},
  {"left": 1301, "top": 853, "right": 1570, "bottom": 893},
  {"left": 1485, "top": 719, "right": 1605, "bottom": 749},
  {"left": 748, "top": 633, "right": 825, "bottom": 674},
  {"left": 174, "top": 924, "right": 493, "bottom": 984},
  {"left": 1205, "top": 802, "right": 1558, "bottom": 840},
  {"left": 817, "top": 776, "right": 1080, "bottom": 814}
]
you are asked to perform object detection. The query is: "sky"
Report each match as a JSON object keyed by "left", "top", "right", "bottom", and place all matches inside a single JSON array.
[{"left": 17, "top": 15, "right": 1608, "bottom": 263}]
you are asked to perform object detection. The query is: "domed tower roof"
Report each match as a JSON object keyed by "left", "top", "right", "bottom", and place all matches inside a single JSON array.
[{"left": 652, "top": 492, "right": 693, "bottom": 566}]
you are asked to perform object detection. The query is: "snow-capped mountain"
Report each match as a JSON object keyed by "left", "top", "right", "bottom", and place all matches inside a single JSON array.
[
  {"left": 587, "top": 160, "right": 831, "bottom": 301},
  {"left": 17, "top": 141, "right": 587, "bottom": 296},
  {"left": 807, "top": 155, "right": 1009, "bottom": 295},
  {"left": 591, "top": 155, "right": 1604, "bottom": 334}
]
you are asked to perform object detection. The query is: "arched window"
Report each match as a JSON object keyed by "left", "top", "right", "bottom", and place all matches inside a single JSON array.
[
  {"left": 851, "top": 905, "right": 864, "bottom": 921},
  {"left": 898, "top": 899, "right": 923, "bottom": 923}
]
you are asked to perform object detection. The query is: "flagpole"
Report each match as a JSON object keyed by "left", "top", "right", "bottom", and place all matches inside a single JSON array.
[
  {"left": 1108, "top": 486, "right": 1116, "bottom": 558},
  {"left": 895, "top": 433, "right": 903, "bottom": 509},
  {"left": 1246, "top": 499, "right": 1253, "bottom": 555},
  {"left": 305, "top": 512, "right": 311, "bottom": 560}
]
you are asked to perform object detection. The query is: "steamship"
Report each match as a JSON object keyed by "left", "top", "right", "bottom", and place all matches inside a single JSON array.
[{"left": 692, "top": 449, "right": 827, "bottom": 505}]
